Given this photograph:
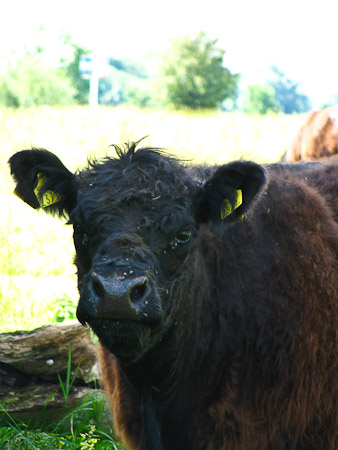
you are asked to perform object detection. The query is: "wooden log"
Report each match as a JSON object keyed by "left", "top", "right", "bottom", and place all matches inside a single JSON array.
[
  {"left": 0, "top": 322, "right": 103, "bottom": 419},
  {"left": 0, "top": 322, "right": 98, "bottom": 384},
  {"left": 0, "top": 385, "right": 111, "bottom": 425},
  {"left": 2, "top": 384, "right": 92, "bottom": 412}
]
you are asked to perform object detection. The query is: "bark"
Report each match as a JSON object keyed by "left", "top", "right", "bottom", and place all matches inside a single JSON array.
[{"left": 0, "top": 322, "right": 102, "bottom": 417}]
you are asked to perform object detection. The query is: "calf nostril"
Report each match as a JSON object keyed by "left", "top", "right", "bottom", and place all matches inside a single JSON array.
[
  {"left": 129, "top": 280, "right": 147, "bottom": 304},
  {"left": 92, "top": 275, "right": 105, "bottom": 299}
]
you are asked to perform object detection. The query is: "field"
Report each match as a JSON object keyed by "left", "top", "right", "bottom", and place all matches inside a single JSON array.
[
  {"left": 0, "top": 106, "right": 305, "bottom": 448},
  {"left": 1, "top": 106, "right": 305, "bottom": 331}
]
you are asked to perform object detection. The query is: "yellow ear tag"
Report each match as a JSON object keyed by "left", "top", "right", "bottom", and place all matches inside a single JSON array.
[
  {"left": 14, "top": 187, "right": 26, "bottom": 202},
  {"left": 220, "top": 189, "right": 242, "bottom": 220},
  {"left": 34, "top": 173, "right": 62, "bottom": 208}
]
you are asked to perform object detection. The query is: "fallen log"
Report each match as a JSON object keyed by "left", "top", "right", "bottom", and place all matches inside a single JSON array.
[
  {"left": 0, "top": 322, "right": 103, "bottom": 419},
  {"left": 0, "top": 322, "right": 98, "bottom": 384}
]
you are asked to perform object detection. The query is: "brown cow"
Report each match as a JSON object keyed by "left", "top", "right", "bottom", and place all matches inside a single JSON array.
[
  {"left": 283, "top": 106, "right": 338, "bottom": 162},
  {"left": 9, "top": 145, "right": 338, "bottom": 449}
]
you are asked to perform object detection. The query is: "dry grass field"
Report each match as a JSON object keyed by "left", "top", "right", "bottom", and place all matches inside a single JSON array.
[{"left": 0, "top": 106, "right": 305, "bottom": 332}]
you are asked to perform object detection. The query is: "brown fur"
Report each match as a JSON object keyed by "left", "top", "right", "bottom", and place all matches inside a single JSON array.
[
  {"left": 98, "top": 345, "right": 143, "bottom": 450},
  {"left": 98, "top": 160, "right": 338, "bottom": 449},
  {"left": 9, "top": 147, "right": 338, "bottom": 449},
  {"left": 284, "top": 106, "right": 338, "bottom": 161}
]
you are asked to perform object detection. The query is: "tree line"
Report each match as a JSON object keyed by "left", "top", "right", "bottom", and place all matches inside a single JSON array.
[{"left": 0, "top": 31, "right": 318, "bottom": 114}]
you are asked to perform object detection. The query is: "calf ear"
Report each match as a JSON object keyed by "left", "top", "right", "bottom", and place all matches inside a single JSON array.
[
  {"left": 193, "top": 161, "right": 266, "bottom": 224},
  {"left": 9, "top": 148, "right": 77, "bottom": 218}
]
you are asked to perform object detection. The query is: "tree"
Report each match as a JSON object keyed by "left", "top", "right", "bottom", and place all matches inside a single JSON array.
[
  {"left": 98, "top": 58, "right": 155, "bottom": 107},
  {"left": 60, "top": 35, "right": 90, "bottom": 104},
  {"left": 320, "top": 93, "right": 338, "bottom": 109},
  {"left": 269, "top": 66, "right": 312, "bottom": 114},
  {"left": 0, "top": 31, "right": 89, "bottom": 107},
  {"left": 161, "top": 32, "right": 239, "bottom": 109},
  {"left": 0, "top": 53, "right": 75, "bottom": 107},
  {"left": 244, "top": 84, "right": 281, "bottom": 114}
]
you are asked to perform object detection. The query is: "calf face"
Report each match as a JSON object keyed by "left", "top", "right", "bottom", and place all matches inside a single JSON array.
[{"left": 9, "top": 144, "right": 265, "bottom": 362}]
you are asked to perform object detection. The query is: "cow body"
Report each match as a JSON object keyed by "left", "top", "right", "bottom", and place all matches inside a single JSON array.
[
  {"left": 284, "top": 106, "right": 338, "bottom": 162},
  {"left": 9, "top": 144, "right": 338, "bottom": 449}
]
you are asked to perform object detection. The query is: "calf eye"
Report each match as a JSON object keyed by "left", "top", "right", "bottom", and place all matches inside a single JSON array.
[
  {"left": 161, "top": 230, "right": 193, "bottom": 276},
  {"left": 175, "top": 231, "right": 192, "bottom": 244},
  {"left": 168, "top": 230, "right": 192, "bottom": 250}
]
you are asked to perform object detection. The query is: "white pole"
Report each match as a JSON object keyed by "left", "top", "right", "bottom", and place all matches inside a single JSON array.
[{"left": 89, "top": 55, "right": 99, "bottom": 108}]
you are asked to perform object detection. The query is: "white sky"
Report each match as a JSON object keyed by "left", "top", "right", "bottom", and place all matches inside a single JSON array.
[{"left": 1, "top": 0, "right": 338, "bottom": 108}]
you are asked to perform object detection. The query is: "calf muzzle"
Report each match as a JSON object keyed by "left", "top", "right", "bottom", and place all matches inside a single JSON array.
[{"left": 86, "top": 271, "right": 150, "bottom": 321}]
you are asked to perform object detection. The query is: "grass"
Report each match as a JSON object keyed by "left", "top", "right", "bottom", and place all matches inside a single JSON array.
[
  {"left": 57, "top": 350, "right": 81, "bottom": 407},
  {"left": 0, "top": 394, "right": 122, "bottom": 449},
  {"left": 0, "top": 343, "right": 122, "bottom": 449},
  {"left": 0, "top": 105, "right": 306, "bottom": 448}
]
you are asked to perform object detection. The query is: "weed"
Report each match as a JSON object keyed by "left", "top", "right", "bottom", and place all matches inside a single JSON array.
[
  {"left": 54, "top": 297, "right": 77, "bottom": 323},
  {"left": 57, "top": 349, "right": 80, "bottom": 407}
]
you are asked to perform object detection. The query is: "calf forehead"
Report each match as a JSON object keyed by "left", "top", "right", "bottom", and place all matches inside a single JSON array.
[{"left": 74, "top": 151, "right": 195, "bottom": 232}]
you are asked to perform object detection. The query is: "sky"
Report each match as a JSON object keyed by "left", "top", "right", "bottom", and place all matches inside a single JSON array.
[{"left": 1, "top": 0, "right": 338, "bottom": 108}]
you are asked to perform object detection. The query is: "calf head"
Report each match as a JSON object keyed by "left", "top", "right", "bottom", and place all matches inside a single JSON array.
[{"left": 9, "top": 144, "right": 265, "bottom": 362}]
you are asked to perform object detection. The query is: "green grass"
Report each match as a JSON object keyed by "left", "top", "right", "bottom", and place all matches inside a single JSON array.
[
  {"left": 0, "top": 349, "right": 122, "bottom": 449},
  {"left": 0, "top": 394, "right": 122, "bottom": 449},
  {"left": 0, "top": 105, "right": 306, "bottom": 448}
]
